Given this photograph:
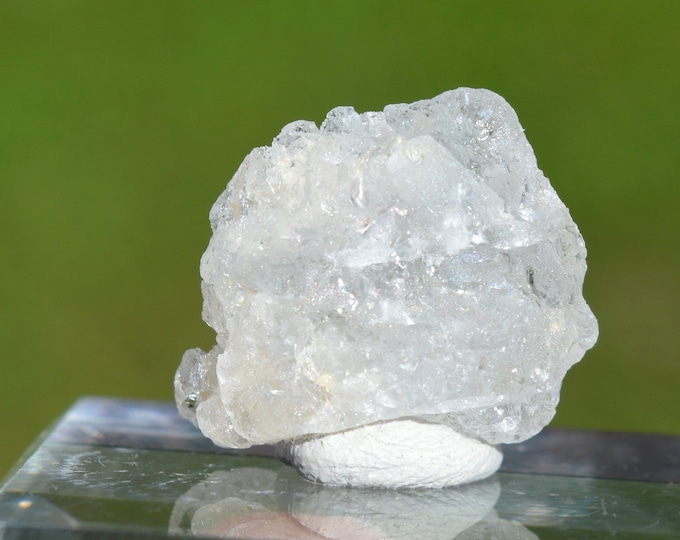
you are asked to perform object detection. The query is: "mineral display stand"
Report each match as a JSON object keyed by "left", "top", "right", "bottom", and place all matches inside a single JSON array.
[{"left": 1, "top": 397, "right": 678, "bottom": 539}]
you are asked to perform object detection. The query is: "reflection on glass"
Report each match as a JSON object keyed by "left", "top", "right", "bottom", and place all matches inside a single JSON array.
[
  {"left": 169, "top": 466, "right": 536, "bottom": 539},
  {"left": 4, "top": 399, "right": 680, "bottom": 538}
]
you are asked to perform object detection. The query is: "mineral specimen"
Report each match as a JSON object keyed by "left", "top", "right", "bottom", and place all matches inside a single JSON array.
[{"left": 175, "top": 88, "right": 598, "bottom": 487}]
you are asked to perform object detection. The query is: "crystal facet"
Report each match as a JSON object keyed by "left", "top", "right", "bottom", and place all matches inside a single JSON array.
[{"left": 175, "top": 88, "right": 598, "bottom": 450}]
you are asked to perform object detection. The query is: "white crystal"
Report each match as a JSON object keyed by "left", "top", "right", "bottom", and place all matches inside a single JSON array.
[{"left": 175, "top": 88, "right": 598, "bottom": 454}]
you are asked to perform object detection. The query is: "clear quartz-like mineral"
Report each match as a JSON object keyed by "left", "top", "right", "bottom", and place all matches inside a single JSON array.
[{"left": 175, "top": 88, "right": 598, "bottom": 451}]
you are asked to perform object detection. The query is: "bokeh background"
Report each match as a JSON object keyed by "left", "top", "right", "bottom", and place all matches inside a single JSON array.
[{"left": 2, "top": 1, "right": 679, "bottom": 477}]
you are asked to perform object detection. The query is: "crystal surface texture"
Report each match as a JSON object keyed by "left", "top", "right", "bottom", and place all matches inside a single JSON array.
[{"left": 175, "top": 88, "right": 598, "bottom": 449}]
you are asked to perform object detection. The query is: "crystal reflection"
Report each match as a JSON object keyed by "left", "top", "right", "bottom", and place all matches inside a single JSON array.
[{"left": 169, "top": 466, "right": 536, "bottom": 539}]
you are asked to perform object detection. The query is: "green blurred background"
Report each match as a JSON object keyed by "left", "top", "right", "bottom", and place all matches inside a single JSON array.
[{"left": 2, "top": 1, "right": 679, "bottom": 477}]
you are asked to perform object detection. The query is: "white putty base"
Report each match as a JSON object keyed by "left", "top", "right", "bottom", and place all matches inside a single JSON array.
[{"left": 278, "top": 419, "right": 503, "bottom": 489}]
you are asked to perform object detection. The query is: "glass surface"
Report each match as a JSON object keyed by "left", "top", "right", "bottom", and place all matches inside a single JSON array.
[{"left": 1, "top": 398, "right": 678, "bottom": 539}]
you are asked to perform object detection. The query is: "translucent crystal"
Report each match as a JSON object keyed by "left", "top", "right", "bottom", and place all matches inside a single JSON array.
[{"left": 175, "top": 88, "right": 598, "bottom": 448}]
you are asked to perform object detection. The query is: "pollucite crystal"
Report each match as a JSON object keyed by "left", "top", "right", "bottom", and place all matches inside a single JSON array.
[{"left": 175, "top": 88, "right": 598, "bottom": 450}]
